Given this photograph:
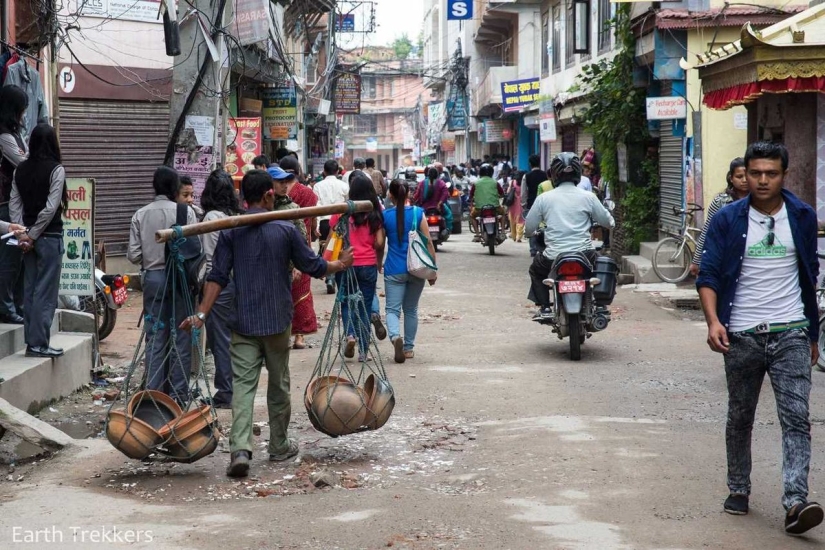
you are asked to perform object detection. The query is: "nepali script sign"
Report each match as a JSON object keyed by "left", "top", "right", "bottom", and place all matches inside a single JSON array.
[
  {"left": 59, "top": 178, "right": 94, "bottom": 297},
  {"left": 501, "top": 78, "right": 540, "bottom": 113}
]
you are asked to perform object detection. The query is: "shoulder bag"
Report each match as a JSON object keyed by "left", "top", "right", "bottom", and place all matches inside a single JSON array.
[{"left": 407, "top": 207, "right": 437, "bottom": 281}]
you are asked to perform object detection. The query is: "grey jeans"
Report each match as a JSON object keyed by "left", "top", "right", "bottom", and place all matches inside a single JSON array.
[
  {"left": 22, "top": 235, "right": 62, "bottom": 348},
  {"left": 724, "top": 328, "right": 813, "bottom": 510},
  {"left": 142, "top": 269, "right": 193, "bottom": 405}
]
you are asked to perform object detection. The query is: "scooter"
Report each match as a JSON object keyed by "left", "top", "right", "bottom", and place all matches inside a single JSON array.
[
  {"left": 534, "top": 231, "right": 619, "bottom": 360},
  {"left": 473, "top": 204, "right": 505, "bottom": 255},
  {"left": 425, "top": 208, "right": 450, "bottom": 250}
]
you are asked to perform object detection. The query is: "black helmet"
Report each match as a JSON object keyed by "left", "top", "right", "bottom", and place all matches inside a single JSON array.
[
  {"left": 479, "top": 163, "right": 494, "bottom": 178},
  {"left": 404, "top": 167, "right": 417, "bottom": 180},
  {"left": 549, "top": 152, "right": 582, "bottom": 185}
]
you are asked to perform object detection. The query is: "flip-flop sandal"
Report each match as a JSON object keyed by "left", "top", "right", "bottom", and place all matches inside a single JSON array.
[{"left": 292, "top": 343, "right": 307, "bottom": 350}]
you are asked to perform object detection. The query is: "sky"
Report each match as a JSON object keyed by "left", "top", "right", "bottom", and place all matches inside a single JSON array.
[{"left": 336, "top": 0, "right": 426, "bottom": 49}]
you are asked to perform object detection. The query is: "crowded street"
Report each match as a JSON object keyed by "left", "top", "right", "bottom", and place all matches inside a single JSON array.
[{"left": 1, "top": 231, "right": 824, "bottom": 549}]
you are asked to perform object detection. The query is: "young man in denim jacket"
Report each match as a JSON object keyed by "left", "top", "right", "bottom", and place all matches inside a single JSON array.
[{"left": 697, "top": 141, "right": 821, "bottom": 534}]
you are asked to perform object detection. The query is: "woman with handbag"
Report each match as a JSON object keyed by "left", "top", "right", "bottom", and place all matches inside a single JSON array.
[
  {"left": 383, "top": 180, "right": 437, "bottom": 364},
  {"left": 329, "top": 173, "right": 385, "bottom": 362}
]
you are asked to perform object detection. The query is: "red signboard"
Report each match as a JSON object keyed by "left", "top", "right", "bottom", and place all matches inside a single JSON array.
[{"left": 226, "top": 118, "right": 262, "bottom": 185}]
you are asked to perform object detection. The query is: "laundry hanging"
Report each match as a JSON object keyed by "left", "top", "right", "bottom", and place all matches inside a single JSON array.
[{"left": 3, "top": 56, "right": 48, "bottom": 138}]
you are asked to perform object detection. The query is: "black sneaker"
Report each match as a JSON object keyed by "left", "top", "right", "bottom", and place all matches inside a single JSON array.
[
  {"left": 371, "top": 313, "right": 387, "bottom": 340},
  {"left": 724, "top": 494, "right": 749, "bottom": 515},
  {"left": 785, "top": 501, "right": 824, "bottom": 535},
  {"left": 226, "top": 450, "right": 251, "bottom": 478}
]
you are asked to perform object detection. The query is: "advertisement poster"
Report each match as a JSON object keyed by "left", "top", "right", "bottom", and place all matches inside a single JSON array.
[
  {"left": 334, "top": 72, "right": 361, "bottom": 114},
  {"left": 483, "top": 120, "right": 510, "bottom": 143},
  {"left": 59, "top": 178, "right": 94, "bottom": 297},
  {"left": 334, "top": 139, "right": 346, "bottom": 159},
  {"left": 540, "top": 112, "right": 557, "bottom": 142},
  {"left": 174, "top": 146, "right": 215, "bottom": 203},
  {"left": 365, "top": 137, "right": 378, "bottom": 153},
  {"left": 230, "top": 0, "right": 270, "bottom": 45},
  {"left": 501, "top": 78, "right": 541, "bottom": 113},
  {"left": 226, "top": 118, "right": 261, "bottom": 184},
  {"left": 263, "top": 84, "right": 298, "bottom": 140},
  {"left": 79, "top": 0, "right": 164, "bottom": 24}
]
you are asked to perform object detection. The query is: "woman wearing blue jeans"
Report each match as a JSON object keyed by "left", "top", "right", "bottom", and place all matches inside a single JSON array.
[{"left": 383, "top": 180, "right": 437, "bottom": 363}]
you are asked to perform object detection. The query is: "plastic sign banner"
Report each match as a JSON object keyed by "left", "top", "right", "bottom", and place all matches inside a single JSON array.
[
  {"left": 501, "top": 78, "right": 541, "bottom": 113},
  {"left": 263, "top": 83, "right": 298, "bottom": 140},
  {"left": 540, "top": 113, "right": 557, "bottom": 142},
  {"left": 646, "top": 96, "right": 687, "bottom": 120},
  {"left": 447, "top": 0, "right": 473, "bottom": 20},
  {"left": 60, "top": 178, "right": 94, "bottom": 297}
]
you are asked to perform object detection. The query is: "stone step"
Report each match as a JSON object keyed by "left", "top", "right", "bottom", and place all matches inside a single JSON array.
[
  {"left": 0, "top": 323, "right": 25, "bottom": 361},
  {"left": 0, "top": 333, "right": 93, "bottom": 414},
  {"left": 621, "top": 255, "right": 663, "bottom": 284},
  {"left": 639, "top": 241, "right": 659, "bottom": 262}
]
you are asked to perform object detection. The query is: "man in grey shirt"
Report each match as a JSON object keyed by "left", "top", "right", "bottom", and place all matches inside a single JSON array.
[
  {"left": 128, "top": 166, "right": 196, "bottom": 404},
  {"left": 525, "top": 153, "right": 614, "bottom": 319}
]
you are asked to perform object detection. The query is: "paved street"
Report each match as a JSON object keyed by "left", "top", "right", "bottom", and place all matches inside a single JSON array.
[{"left": 2, "top": 231, "right": 825, "bottom": 549}]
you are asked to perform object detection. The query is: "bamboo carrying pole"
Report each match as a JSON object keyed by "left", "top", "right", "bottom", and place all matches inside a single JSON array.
[{"left": 155, "top": 200, "right": 375, "bottom": 243}]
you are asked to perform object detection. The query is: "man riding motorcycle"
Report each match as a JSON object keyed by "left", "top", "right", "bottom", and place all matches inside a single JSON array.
[
  {"left": 469, "top": 163, "right": 505, "bottom": 240},
  {"left": 524, "top": 153, "right": 615, "bottom": 319}
]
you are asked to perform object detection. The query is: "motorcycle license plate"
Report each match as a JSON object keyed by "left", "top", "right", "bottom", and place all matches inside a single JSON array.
[
  {"left": 482, "top": 217, "right": 496, "bottom": 224},
  {"left": 113, "top": 286, "right": 128, "bottom": 306},
  {"left": 557, "top": 280, "right": 586, "bottom": 294},
  {"left": 429, "top": 230, "right": 440, "bottom": 238}
]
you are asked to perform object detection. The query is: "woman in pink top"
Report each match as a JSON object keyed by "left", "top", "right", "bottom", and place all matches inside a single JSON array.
[{"left": 330, "top": 173, "right": 385, "bottom": 361}]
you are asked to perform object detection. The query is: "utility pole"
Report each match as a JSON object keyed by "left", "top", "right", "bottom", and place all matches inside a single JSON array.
[
  {"left": 165, "top": 0, "right": 228, "bottom": 167},
  {"left": 452, "top": 39, "right": 470, "bottom": 163}
]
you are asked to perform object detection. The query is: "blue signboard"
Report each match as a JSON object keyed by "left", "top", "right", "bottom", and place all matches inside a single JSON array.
[
  {"left": 501, "top": 78, "right": 541, "bottom": 113},
  {"left": 447, "top": 0, "right": 473, "bottom": 20},
  {"left": 336, "top": 14, "right": 356, "bottom": 32}
]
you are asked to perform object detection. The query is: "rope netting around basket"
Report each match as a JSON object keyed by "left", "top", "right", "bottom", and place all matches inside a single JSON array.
[
  {"left": 305, "top": 205, "right": 396, "bottom": 438},
  {"left": 105, "top": 226, "right": 220, "bottom": 463}
]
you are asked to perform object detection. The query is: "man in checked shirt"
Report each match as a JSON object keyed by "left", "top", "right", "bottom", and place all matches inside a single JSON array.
[{"left": 181, "top": 169, "right": 353, "bottom": 478}]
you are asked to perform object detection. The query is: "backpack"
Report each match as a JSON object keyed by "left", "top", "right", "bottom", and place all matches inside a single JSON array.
[{"left": 166, "top": 203, "right": 206, "bottom": 292}]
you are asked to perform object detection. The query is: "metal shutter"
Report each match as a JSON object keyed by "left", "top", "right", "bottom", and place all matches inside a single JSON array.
[
  {"left": 659, "top": 118, "right": 684, "bottom": 234},
  {"left": 60, "top": 100, "right": 170, "bottom": 255},
  {"left": 576, "top": 127, "right": 593, "bottom": 154}
]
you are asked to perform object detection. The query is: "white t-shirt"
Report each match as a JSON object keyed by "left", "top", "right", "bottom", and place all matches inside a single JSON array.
[
  {"left": 312, "top": 176, "right": 349, "bottom": 221},
  {"left": 729, "top": 205, "right": 805, "bottom": 332},
  {"left": 577, "top": 176, "right": 593, "bottom": 192}
]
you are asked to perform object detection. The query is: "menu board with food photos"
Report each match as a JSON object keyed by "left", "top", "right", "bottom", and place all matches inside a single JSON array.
[{"left": 226, "top": 117, "right": 262, "bottom": 184}]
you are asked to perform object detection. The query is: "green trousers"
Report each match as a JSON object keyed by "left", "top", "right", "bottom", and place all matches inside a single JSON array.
[{"left": 229, "top": 327, "right": 292, "bottom": 456}]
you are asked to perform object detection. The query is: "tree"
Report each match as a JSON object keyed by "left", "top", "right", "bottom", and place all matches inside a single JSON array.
[{"left": 391, "top": 34, "right": 414, "bottom": 60}]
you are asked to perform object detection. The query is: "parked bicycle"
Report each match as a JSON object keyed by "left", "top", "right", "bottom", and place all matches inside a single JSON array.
[
  {"left": 651, "top": 204, "right": 704, "bottom": 284},
  {"left": 816, "top": 251, "right": 825, "bottom": 372}
]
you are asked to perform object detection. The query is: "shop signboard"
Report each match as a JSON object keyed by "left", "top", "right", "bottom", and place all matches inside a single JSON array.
[
  {"left": 540, "top": 112, "right": 557, "bottom": 142},
  {"left": 334, "top": 139, "right": 346, "bottom": 159},
  {"left": 263, "top": 83, "right": 298, "bottom": 140},
  {"left": 446, "top": 94, "right": 467, "bottom": 131},
  {"left": 483, "top": 120, "right": 510, "bottom": 143},
  {"left": 59, "top": 178, "right": 95, "bottom": 297},
  {"left": 441, "top": 135, "right": 456, "bottom": 152},
  {"left": 226, "top": 118, "right": 261, "bottom": 184},
  {"left": 336, "top": 14, "right": 356, "bottom": 32},
  {"left": 231, "top": 0, "right": 270, "bottom": 46},
  {"left": 79, "top": 0, "right": 164, "bottom": 24},
  {"left": 174, "top": 146, "right": 215, "bottom": 203},
  {"left": 501, "top": 78, "right": 540, "bottom": 113},
  {"left": 334, "top": 72, "right": 361, "bottom": 114},
  {"left": 645, "top": 96, "right": 687, "bottom": 120},
  {"left": 447, "top": 0, "right": 472, "bottom": 20},
  {"left": 366, "top": 137, "right": 378, "bottom": 153}
]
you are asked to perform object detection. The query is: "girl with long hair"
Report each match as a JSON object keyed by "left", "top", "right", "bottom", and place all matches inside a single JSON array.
[
  {"left": 10, "top": 124, "right": 67, "bottom": 357},
  {"left": 382, "top": 179, "right": 437, "bottom": 363},
  {"left": 0, "top": 85, "right": 30, "bottom": 324},
  {"left": 330, "top": 172, "right": 385, "bottom": 361},
  {"left": 690, "top": 157, "right": 748, "bottom": 276},
  {"left": 200, "top": 169, "right": 242, "bottom": 407}
]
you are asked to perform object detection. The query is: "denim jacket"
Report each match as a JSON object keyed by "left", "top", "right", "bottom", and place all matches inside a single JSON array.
[{"left": 696, "top": 189, "right": 820, "bottom": 341}]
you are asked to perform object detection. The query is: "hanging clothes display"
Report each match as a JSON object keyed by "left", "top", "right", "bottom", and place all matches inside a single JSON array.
[{"left": 3, "top": 58, "right": 48, "bottom": 138}]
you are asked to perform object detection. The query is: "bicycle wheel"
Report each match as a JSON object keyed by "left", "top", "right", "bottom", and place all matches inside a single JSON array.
[{"left": 652, "top": 237, "right": 691, "bottom": 283}]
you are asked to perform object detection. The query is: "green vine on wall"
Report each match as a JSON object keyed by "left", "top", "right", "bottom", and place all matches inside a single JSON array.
[{"left": 622, "top": 159, "right": 660, "bottom": 251}]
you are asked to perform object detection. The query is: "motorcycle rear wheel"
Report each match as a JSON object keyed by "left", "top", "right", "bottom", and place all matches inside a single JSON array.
[
  {"left": 81, "top": 288, "right": 117, "bottom": 341},
  {"left": 568, "top": 313, "right": 582, "bottom": 361}
]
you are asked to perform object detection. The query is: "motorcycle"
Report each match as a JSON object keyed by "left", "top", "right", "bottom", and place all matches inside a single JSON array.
[
  {"left": 473, "top": 204, "right": 505, "bottom": 255},
  {"left": 535, "top": 236, "right": 619, "bottom": 360},
  {"left": 425, "top": 208, "right": 450, "bottom": 250},
  {"left": 80, "top": 256, "right": 129, "bottom": 341}
]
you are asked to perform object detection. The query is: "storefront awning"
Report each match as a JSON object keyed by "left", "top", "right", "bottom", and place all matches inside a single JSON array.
[{"left": 683, "top": 3, "right": 825, "bottom": 110}]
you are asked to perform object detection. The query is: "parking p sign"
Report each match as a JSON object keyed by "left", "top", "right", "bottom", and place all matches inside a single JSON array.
[{"left": 447, "top": 0, "right": 472, "bottom": 20}]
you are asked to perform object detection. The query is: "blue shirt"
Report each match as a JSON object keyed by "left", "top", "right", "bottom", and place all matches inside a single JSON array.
[
  {"left": 696, "top": 189, "right": 819, "bottom": 341},
  {"left": 383, "top": 206, "right": 421, "bottom": 276},
  {"left": 207, "top": 208, "right": 328, "bottom": 336}
]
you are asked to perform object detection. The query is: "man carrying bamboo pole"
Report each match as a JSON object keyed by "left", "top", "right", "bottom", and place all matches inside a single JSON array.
[{"left": 180, "top": 169, "right": 354, "bottom": 478}]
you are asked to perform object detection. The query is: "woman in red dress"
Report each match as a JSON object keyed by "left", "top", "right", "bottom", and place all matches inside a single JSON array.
[{"left": 280, "top": 156, "right": 319, "bottom": 349}]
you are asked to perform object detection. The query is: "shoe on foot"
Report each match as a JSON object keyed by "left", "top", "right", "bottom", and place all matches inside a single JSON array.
[
  {"left": 344, "top": 337, "right": 356, "bottom": 358},
  {"left": 371, "top": 313, "right": 387, "bottom": 340},
  {"left": 392, "top": 337, "right": 405, "bottom": 364},
  {"left": 532, "top": 308, "right": 553, "bottom": 321},
  {"left": 723, "top": 493, "right": 749, "bottom": 515},
  {"left": 0, "top": 313, "right": 24, "bottom": 324},
  {"left": 269, "top": 439, "right": 299, "bottom": 462},
  {"left": 226, "top": 450, "right": 251, "bottom": 477},
  {"left": 326, "top": 281, "right": 335, "bottom": 295},
  {"left": 786, "top": 501, "right": 824, "bottom": 535},
  {"left": 25, "top": 346, "right": 64, "bottom": 358}
]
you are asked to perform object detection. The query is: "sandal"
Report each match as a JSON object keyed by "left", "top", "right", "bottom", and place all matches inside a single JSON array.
[
  {"left": 404, "top": 350, "right": 414, "bottom": 359},
  {"left": 392, "top": 337, "right": 405, "bottom": 364}
]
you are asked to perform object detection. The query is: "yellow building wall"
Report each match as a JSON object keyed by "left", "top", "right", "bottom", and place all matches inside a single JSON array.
[{"left": 685, "top": 28, "right": 748, "bottom": 212}]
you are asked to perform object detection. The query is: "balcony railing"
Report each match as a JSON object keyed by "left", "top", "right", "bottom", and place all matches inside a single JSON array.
[{"left": 476, "top": 65, "right": 517, "bottom": 114}]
